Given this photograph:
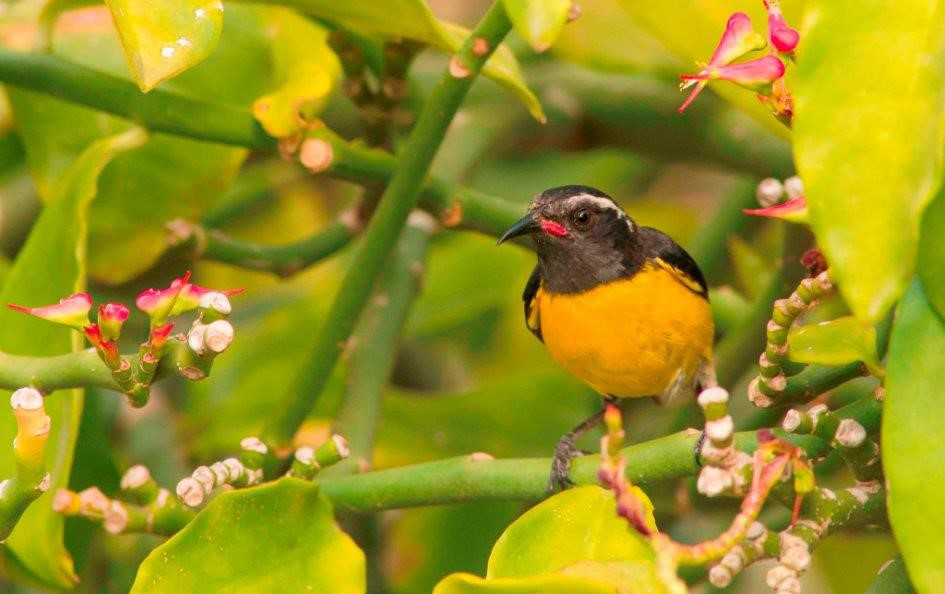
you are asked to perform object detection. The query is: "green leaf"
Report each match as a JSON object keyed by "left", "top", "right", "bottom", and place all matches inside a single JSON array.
[
  {"left": 549, "top": 0, "right": 679, "bottom": 74},
  {"left": 787, "top": 316, "right": 881, "bottom": 376},
  {"left": 793, "top": 0, "right": 945, "bottom": 322},
  {"left": 105, "top": 0, "right": 223, "bottom": 91},
  {"left": 275, "top": 0, "right": 544, "bottom": 121},
  {"left": 883, "top": 281, "right": 945, "bottom": 593},
  {"left": 131, "top": 478, "right": 365, "bottom": 593},
  {"left": 434, "top": 487, "right": 665, "bottom": 594},
  {"left": 433, "top": 572, "right": 618, "bottom": 594},
  {"left": 502, "top": 0, "right": 571, "bottom": 52},
  {"left": 865, "top": 556, "right": 916, "bottom": 594},
  {"left": 0, "top": 127, "right": 146, "bottom": 587},
  {"left": 487, "top": 485, "right": 656, "bottom": 578},
  {"left": 617, "top": 0, "right": 797, "bottom": 138},
  {"left": 918, "top": 188, "right": 945, "bottom": 320}
]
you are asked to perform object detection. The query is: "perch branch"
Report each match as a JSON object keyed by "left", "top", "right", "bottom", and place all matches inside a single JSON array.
[{"left": 318, "top": 397, "right": 880, "bottom": 513}]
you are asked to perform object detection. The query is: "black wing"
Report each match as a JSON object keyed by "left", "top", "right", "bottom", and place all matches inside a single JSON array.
[
  {"left": 638, "top": 227, "right": 709, "bottom": 299},
  {"left": 522, "top": 264, "right": 544, "bottom": 341}
]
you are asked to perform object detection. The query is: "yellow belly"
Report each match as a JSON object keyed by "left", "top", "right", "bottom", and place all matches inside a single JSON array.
[{"left": 537, "top": 266, "right": 714, "bottom": 398}]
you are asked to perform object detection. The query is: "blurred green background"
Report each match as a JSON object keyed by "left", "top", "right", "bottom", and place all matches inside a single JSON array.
[{"left": 0, "top": 0, "right": 896, "bottom": 591}]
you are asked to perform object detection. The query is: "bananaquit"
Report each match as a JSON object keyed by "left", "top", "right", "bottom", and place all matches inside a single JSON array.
[{"left": 498, "top": 185, "right": 715, "bottom": 490}]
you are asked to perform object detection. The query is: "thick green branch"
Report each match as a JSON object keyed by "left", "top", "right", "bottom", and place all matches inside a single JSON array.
[
  {"left": 262, "top": 2, "right": 514, "bottom": 445},
  {"left": 0, "top": 339, "right": 211, "bottom": 393},
  {"left": 329, "top": 219, "right": 431, "bottom": 475},
  {"left": 319, "top": 398, "right": 879, "bottom": 513},
  {"left": 0, "top": 49, "right": 275, "bottom": 149}
]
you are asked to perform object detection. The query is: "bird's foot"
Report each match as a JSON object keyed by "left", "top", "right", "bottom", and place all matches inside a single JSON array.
[{"left": 547, "top": 434, "right": 579, "bottom": 493}]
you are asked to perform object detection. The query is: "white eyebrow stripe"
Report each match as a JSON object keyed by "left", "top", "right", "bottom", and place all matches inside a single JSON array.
[
  {"left": 565, "top": 194, "right": 620, "bottom": 213},
  {"left": 565, "top": 193, "right": 634, "bottom": 231}
]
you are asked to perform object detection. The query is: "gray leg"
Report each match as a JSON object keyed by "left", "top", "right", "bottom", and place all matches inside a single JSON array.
[{"left": 547, "top": 402, "right": 612, "bottom": 493}]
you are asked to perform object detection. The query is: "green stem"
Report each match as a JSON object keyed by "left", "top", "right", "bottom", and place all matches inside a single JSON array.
[
  {"left": 0, "top": 49, "right": 274, "bottom": 149},
  {"left": 777, "top": 361, "right": 867, "bottom": 406},
  {"left": 329, "top": 220, "right": 431, "bottom": 475},
  {"left": 261, "top": 2, "right": 513, "bottom": 445},
  {"left": 0, "top": 390, "right": 49, "bottom": 540},
  {"left": 182, "top": 220, "right": 357, "bottom": 277},
  {"left": 0, "top": 339, "right": 210, "bottom": 393},
  {"left": 319, "top": 398, "right": 878, "bottom": 513}
]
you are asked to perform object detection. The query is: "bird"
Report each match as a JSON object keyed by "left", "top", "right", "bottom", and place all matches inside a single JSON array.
[{"left": 498, "top": 185, "right": 715, "bottom": 490}]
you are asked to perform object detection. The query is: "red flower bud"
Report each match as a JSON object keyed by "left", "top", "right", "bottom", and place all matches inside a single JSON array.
[
  {"left": 148, "top": 323, "right": 174, "bottom": 351},
  {"left": 764, "top": 0, "right": 800, "bottom": 54},
  {"left": 8, "top": 292, "right": 93, "bottom": 330},
  {"left": 98, "top": 303, "right": 130, "bottom": 341},
  {"left": 84, "top": 324, "right": 121, "bottom": 368}
]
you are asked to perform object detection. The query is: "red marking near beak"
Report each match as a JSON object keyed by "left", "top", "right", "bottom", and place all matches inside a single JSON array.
[{"left": 540, "top": 220, "right": 568, "bottom": 237}]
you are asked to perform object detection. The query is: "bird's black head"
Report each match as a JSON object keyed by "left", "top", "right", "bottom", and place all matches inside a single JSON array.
[{"left": 498, "top": 185, "right": 642, "bottom": 293}]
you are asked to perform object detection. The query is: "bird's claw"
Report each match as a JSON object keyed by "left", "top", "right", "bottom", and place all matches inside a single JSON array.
[{"left": 547, "top": 435, "right": 579, "bottom": 493}]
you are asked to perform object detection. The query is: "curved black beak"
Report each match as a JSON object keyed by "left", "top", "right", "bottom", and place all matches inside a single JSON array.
[{"left": 497, "top": 211, "right": 540, "bottom": 245}]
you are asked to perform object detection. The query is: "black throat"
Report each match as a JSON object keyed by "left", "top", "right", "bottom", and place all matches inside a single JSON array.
[{"left": 535, "top": 223, "right": 644, "bottom": 294}]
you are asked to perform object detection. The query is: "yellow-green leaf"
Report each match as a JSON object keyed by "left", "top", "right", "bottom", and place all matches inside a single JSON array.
[
  {"left": 105, "top": 0, "right": 223, "bottom": 91},
  {"left": 433, "top": 572, "right": 617, "bottom": 594},
  {"left": 787, "top": 316, "right": 881, "bottom": 376},
  {"left": 550, "top": 0, "right": 679, "bottom": 74},
  {"left": 131, "top": 478, "right": 365, "bottom": 593},
  {"left": 883, "top": 281, "right": 945, "bottom": 593},
  {"left": 250, "top": 8, "right": 339, "bottom": 138},
  {"left": 253, "top": 61, "right": 332, "bottom": 137},
  {"left": 793, "top": 0, "right": 945, "bottom": 322},
  {"left": 487, "top": 485, "right": 656, "bottom": 578},
  {"left": 502, "top": 0, "right": 571, "bottom": 52},
  {"left": 275, "top": 0, "right": 544, "bottom": 121},
  {"left": 0, "top": 127, "right": 146, "bottom": 588},
  {"left": 918, "top": 188, "right": 945, "bottom": 320}
]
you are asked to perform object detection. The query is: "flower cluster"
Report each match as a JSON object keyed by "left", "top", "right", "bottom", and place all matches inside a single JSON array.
[
  {"left": 678, "top": 1, "right": 799, "bottom": 123},
  {"left": 7, "top": 273, "right": 241, "bottom": 407}
]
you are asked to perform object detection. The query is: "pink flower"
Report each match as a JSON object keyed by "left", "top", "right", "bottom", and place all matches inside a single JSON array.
[
  {"left": 98, "top": 303, "right": 130, "bottom": 341},
  {"left": 743, "top": 197, "right": 808, "bottom": 222},
  {"left": 678, "top": 13, "right": 767, "bottom": 112},
  {"left": 136, "top": 272, "right": 191, "bottom": 325},
  {"left": 8, "top": 292, "right": 93, "bottom": 330},
  {"left": 137, "top": 272, "right": 242, "bottom": 323},
  {"left": 681, "top": 55, "right": 785, "bottom": 93},
  {"left": 84, "top": 324, "right": 121, "bottom": 367},
  {"left": 764, "top": 0, "right": 799, "bottom": 54}
]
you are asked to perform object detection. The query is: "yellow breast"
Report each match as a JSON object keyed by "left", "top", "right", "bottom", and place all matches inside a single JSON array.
[{"left": 536, "top": 264, "right": 714, "bottom": 399}]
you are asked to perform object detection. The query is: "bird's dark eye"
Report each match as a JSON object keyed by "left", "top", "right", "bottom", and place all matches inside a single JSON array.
[{"left": 572, "top": 209, "right": 593, "bottom": 229}]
